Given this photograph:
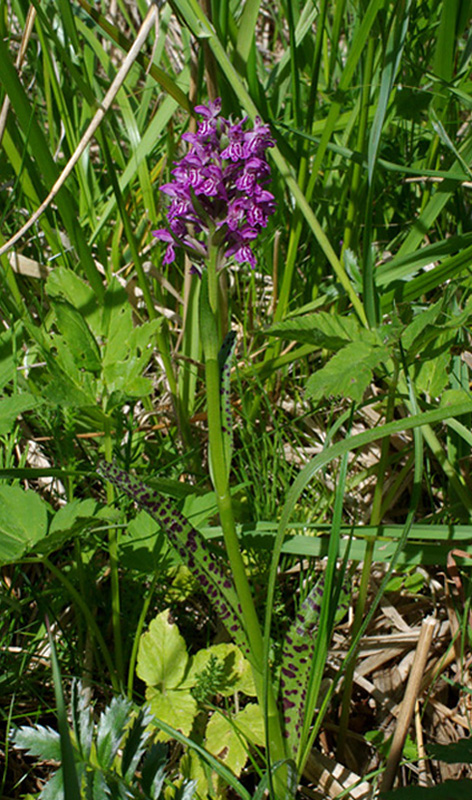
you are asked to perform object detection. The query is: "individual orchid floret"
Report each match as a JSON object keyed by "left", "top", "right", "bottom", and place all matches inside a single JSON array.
[{"left": 153, "top": 99, "right": 276, "bottom": 270}]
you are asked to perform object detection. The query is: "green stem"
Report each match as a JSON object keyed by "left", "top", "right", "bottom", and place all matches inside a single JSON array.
[
  {"left": 127, "top": 572, "right": 159, "bottom": 699},
  {"left": 103, "top": 415, "right": 124, "bottom": 688},
  {"left": 200, "top": 255, "right": 288, "bottom": 786}
]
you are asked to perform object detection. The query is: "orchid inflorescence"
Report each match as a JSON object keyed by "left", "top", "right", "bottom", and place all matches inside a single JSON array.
[{"left": 153, "top": 99, "right": 276, "bottom": 271}]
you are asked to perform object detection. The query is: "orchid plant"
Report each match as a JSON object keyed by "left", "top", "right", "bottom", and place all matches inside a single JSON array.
[{"left": 99, "top": 101, "right": 344, "bottom": 798}]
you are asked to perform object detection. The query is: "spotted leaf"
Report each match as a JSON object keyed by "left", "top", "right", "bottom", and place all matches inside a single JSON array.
[
  {"left": 98, "top": 461, "right": 249, "bottom": 656},
  {"left": 279, "top": 576, "right": 350, "bottom": 759}
]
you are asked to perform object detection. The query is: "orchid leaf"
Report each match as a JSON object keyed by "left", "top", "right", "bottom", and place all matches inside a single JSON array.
[
  {"left": 97, "top": 462, "right": 249, "bottom": 656},
  {"left": 279, "top": 577, "right": 350, "bottom": 759}
]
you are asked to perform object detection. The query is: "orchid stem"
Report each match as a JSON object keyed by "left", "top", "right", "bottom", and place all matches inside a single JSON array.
[{"left": 200, "top": 258, "right": 287, "bottom": 787}]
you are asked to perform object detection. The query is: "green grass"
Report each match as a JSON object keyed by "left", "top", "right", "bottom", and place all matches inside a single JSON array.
[{"left": 2, "top": 0, "right": 472, "bottom": 797}]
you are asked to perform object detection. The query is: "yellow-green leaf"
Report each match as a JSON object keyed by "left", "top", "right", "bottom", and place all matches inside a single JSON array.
[
  {"left": 137, "top": 610, "right": 188, "bottom": 690},
  {"left": 146, "top": 687, "right": 197, "bottom": 740}
]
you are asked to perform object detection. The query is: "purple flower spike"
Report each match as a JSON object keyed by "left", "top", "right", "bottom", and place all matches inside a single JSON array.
[{"left": 153, "top": 99, "right": 276, "bottom": 269}]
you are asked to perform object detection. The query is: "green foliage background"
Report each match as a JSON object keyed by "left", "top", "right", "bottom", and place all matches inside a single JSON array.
[{"left": 2, "top": 0, "right": 472, "bottom": 797}]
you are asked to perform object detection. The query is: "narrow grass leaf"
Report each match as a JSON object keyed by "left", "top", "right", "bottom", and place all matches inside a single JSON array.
[
  {"left": 367, "top": 2, "right": 411, "bottom": 184},
  {"left": 76, "top": 0, "right": 193, "bottom": 111},
  {"left": 235, "top": 0, "right": 261, "bottom": 69},
  {"left": 46, "top": 621, "right": 81, "bottom": 800},
  {"left": 0, "top": 36, "right": 103, "bottom": 298}
]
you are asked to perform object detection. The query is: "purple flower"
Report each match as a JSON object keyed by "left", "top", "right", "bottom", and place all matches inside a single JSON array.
[{"left": 153, "top": 100, "right": 276, "bottom": 269}]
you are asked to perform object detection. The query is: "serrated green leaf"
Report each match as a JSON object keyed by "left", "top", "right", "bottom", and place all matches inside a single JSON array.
[
  {"left": 0, "top": 393, "right": 41, "bottom": 435},
  {"left": 413, "top": 336, "right": 453, "bottom": 398},
  {"left": 118, "top": 510, "right": 172, "bottom": 574},
  {"left": 46, "top": 267, "right": 102, "bottom": 337},
  {"left": 121, "top": 707, "right": 153, "bottom": 782},
  {"left": 267, "top": 311, "right": 364, "bottom": 350},
  {"left": 306, "top": 341, "right": 390, "bottom": 403},
  {"left": 52, "top": 299, "right": 102, "bottom": 373},
  {"left": 49, "top": 499, "right": 100, "bottom": 536},
  {"left": 12, "top": 725, "right": 61, "bottom": 762},
  {"left": 102, "top": 308, "right": 161, "bottom": 400},
  {"left": 140, "top": 742, "right": 167, "bottom": 797},
  {"left": 440, "top": 389, "right": 468, "bottom": 409},
  {"left": 137, "top": 610, "right": 189, "bottom": 690},
  {"left": 0, "top": 485, "right": 49, "bottom": 564},
  {"left": 40, "top": 769, "right": 66, "bottom": 800},
  {"left": 42, "top": 373, "right": 97, "bottom": 409},
  {"left": 71, "top": 680, "right": 93, "bottom": 761},
  {"left": 401, "top": 299, "right": 444, "bottom": 352},
  {"left": 96, "top": 696, "right": 132, "bottom": 769},
  {"left": 147, "top": 688, "right": 197, "bottom": 739}
]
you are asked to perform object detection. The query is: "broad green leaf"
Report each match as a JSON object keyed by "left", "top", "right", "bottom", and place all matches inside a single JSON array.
[
  {"left": 0, "top": 326, "right": 21, "bottom": 390},
  {"left": 42, "top": 364, "right": 98, "bottom": 409},
  {"left": 428, "top": 739, "right": 472, "bottom": 764},
  {"left": 137, "top": 610, "right": 189, "bottom": 690},
  {"left": 101, "top": 279, "right": 133, "bottom": 349},
  {"left": 0, "top": 485, "right": 49, "bottom": 564},
  {"left": 0, "top": 393, "right": 41, "bottom": 435},
  {"left": 146, "top": 687, "right": 197, "bottom": 739},
  {"left": 46, "top": 268, "right": 102, "bottom": 337},
  {"left": 381, "top": 779, "right": 472, "bottom": 799},
  {"left": 413, "top": 330, "right": 455, "bottom": 398},
  {"left": 118, "top": 510, "right": 172, "bottom": 573},
  {"left": 12, "top": 725, "right": 61, "bottom": 762},
  {"left": 38, "top": 498, "right": 106, "bottom": 556},
  {"left": 205, "top": 711, "right": 249, "bottom": 778},
  {"left": 101, "top": 281, "right": 161, "bottom": 399},
  {"left": 267, "top": 311, "right": 363, "bottom": 350},
  {"left": 49, "top": 498, "right": 101, "bottom": 536},
  {"left": 233, "top": 703, "right": 265, "bottom": 747},
  {"left": 401, "top": 299, "right": 444, "bottom": 352},
  {"left": 51, "top": 299, "right": 101, "bottom": 373},
  {"left": 182, "top": 490, "right": 218, "bottom": 529},
  {"left": 306, "top": 341, "right": 390, "bottom": 403}
]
